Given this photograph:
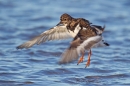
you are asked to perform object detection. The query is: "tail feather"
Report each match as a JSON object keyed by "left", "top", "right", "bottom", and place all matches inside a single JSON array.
[
  {"left": 104, "top": 42, "right": 109, "bottom": 46},
  {"left": 92, "top": 40, "right": 109, "bottom": 48}
]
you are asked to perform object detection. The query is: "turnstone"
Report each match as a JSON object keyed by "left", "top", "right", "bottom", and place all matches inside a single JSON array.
[
  {"left": 16, "top": 13, "right": 87, "bottom": 49},
  {"left": 16, "top": 13, "right": 109, "bottom": 68}
]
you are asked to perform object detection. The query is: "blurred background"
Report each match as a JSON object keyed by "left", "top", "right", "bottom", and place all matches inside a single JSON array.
[{"left": 0, "top": 0, "right": 130, "bottom": 86}]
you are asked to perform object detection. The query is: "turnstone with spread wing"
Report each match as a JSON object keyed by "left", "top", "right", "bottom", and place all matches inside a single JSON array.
[
  {"left": 16, "top": 13, "right": 91, "bottom": 49},
  {"left": 59, "top": 19, "right": 109, "bottom": 68}
]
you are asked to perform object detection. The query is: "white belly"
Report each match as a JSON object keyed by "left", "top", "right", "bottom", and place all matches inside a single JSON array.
[{"left": 68, "top": 24, "right": 81, "bottom": 37}]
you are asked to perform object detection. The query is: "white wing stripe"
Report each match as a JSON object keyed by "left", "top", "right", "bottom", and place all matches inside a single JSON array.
[{"left": 77, "top": 36, "right": 102, "bottom": 55}]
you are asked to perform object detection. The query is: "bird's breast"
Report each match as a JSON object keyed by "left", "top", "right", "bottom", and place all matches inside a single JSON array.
[{"left": 68, "top": 24, "right": 81, "bottom": 37}]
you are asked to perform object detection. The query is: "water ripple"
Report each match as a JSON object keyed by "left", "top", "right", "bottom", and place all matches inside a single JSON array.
[{"left": 0, "top": 0, "right": 130, "bottom": 86}]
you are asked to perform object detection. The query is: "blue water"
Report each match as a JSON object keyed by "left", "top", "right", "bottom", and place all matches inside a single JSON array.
[{"left": 0, "top": 0, "right": 130, "bottom": 86}]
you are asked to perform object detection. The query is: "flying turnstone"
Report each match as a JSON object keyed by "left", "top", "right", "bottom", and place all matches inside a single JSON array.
[
  {"left": 16, "top": 13, "right": 109, "bottom": 67},
  {"left": 16, "top": 13, "right": 87, "bottom": 49}
]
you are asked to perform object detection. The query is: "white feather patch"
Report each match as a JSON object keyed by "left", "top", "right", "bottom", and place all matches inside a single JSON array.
[
  {"left": 68, "top": 24, "right": 81, "bottom": 37},
  {"left": 92, "top": 40, "right": 108, "bottom": 48},
  {"left": 77, "top": 35, "right": 102, "bottom": 55}
]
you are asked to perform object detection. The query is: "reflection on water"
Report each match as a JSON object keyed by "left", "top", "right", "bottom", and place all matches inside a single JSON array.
[{"left": 0, "top": 0, "right": 130, "bottom": 86}]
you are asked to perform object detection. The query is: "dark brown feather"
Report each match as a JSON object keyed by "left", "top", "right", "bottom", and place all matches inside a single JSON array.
[{"left": 68, "top": 19, "right": 97, "bottom": 49}]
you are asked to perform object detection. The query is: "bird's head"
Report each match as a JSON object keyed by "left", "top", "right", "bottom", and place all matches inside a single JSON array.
[{"left": 57, "top": 13, "right": 73, "bottom": 26}]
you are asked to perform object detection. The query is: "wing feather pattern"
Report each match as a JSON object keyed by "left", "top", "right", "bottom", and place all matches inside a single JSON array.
[{"left": 17, "top": 26, "right": 72, "bottom": 49}]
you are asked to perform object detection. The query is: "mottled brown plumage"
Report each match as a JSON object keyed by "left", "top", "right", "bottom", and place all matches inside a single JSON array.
[{"left": 58, "top": 13, "right": 92, "bottom": 32}]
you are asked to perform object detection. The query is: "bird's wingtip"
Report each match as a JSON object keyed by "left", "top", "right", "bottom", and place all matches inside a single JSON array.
[{"left": 104, "top": 42, "right": 110, "bottom": 46}]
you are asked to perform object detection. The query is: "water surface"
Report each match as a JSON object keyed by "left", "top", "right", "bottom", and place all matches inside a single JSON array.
[{"left": 0, "top": 0, "right": 130, "bottom": 86}]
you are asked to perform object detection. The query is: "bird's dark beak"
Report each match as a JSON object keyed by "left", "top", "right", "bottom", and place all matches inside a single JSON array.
[{"left": 56, "top": 22, "right": 64, "bottom": 26}]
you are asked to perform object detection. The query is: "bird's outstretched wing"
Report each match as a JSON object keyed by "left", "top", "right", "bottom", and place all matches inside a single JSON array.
[
  {"left": 17, "top": 26, "right": 72, "bottom": 49},
  {"left": 59, "top": 37, "right": 81, "bottom": 64},
  {"left": 59, "top": 35, "right": 102, "bottom": 64}
]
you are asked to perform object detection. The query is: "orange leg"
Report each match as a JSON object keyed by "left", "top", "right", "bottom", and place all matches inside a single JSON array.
[
  {"left": 85, "top": 49, "right": 92, "bottom": 68},
  {"left": 77, "top": 52, "right": 85, "bottom": 65}
]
